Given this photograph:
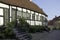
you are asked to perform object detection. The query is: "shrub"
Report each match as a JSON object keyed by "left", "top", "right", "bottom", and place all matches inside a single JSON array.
[
  {"left": 4, "top": 22, "right": 16, "bottom": 39},
  {"left": 17, "top": 18, "right": 30, "bottom": 32},
  {"left": 0, "top": 21, "right": 16, "bottom": 39},
  {"left": 29, "top": 26, "right": 36, "bottom": 33},
  {"left": 28, "top": 25, "right": 48, "bottom": 33}
]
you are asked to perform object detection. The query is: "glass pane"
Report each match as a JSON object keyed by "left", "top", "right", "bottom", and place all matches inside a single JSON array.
[
  {"left": 40, "top": 16, "right": 43, "bottom": 21},
  {"left": 35, "top": 15, "right": 38, "bottom": 20},
  {"left": 23, "top": 12, "right": 27, "bottom": 19},
  {"left": 4, "top": 8, "right": 9, "bottom": 25},
  {"left": 0, "top": 17, "right": 3, "bottom": 25},
  {"left": 32, "top": 14, "right": 35, "bottom": 20},
  {"left": 11, "top": 9, "right": 16, "bottom": 21},
  {"left": 0, "top": 8, "right": 3, "bottom": 15},
  {"left": 26, "top": 13, "right": 31, "bottom": 19},
  {"left": 17, "top": 10, "right": 22, "bottom": 18}
]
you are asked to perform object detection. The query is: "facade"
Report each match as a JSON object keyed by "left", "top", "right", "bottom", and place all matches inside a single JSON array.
[
  {"left": 48, "top": 16, "right": 60, "bottom": 30},
  {"left": 0, "top": 0, "right": 47, "bottom": 26}
]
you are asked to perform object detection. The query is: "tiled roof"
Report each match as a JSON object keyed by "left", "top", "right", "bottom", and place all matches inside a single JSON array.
[
  {"left": 48, "top": 16, "right": 60, "bottom": 25},
  {"left": 0, "top": 0, "right": 47, "bottom": 16}
]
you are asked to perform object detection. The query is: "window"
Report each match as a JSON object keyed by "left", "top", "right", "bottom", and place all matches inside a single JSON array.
[
  {"left": 11, "top": 8, "right": 16, "bottom": 21},
  {"left": 32, "top": 14, "right": 35, "bottom": 20},
  {"left": 23, "top": 12, "right": 27, "bottom": 19},
  {"left": 4, "top": 8, "right": 9, "bottom": 18},
  {"left": 35, "top": 15, "right": 38, "bottom": 20},
  {"left": 0, "top": 17, "right": 3, "bottom": 25},
  {"left": 4, "top": 8, "right": 9, "bottom": 25},
  {"left": 17, "top": 7, "right": 23, "bottom": 18},
  {"left": 40, "top": 16, "right": 43, "bottom": 21},
  {"left": 17, "top": 10, "right": 22, "bottom": 18},
  {"left": 45, "top": 18, "right": 47, "bottom": 22},
  {"left": 26, "top": 13, "right": 31, "bottom": 19}
]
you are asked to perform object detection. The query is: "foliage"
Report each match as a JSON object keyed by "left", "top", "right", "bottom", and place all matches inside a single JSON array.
[
  {"left": 17, "top": 18, "right": 30, "bottom": 32},
  {"left": 28, "top": 25, "right": 48, "bottom": 33},
  {"left": 0, "top": 21, "right": 16, "bottom": 39}
]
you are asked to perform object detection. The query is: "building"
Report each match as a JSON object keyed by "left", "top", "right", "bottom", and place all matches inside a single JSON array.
[
  {"left": 48, "top": 16, "right": 60, "bottom": 30},
  {"left": 0, "top": 0, "right": 47, "bottom": 26}
]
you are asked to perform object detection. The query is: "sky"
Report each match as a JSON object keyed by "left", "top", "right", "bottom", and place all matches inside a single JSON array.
[{"left": 32, "top": 0, "right": 60, "bottom": 20}]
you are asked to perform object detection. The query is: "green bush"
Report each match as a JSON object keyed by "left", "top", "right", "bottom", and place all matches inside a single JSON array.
[
  {"left": 0, "top": 21, "right": 16, "bottom": 39},
  {"left": 28, "top": 25, "right": 47, "bottom": 33},
  {"left": 29, "top": 26, "right": 36, "bottom": 33},
  {"left": 17, "top": 18, "right": 30, "bottom": 32},
  {"left": 4, "top": 21, "right": 16, "bottom": 38}
]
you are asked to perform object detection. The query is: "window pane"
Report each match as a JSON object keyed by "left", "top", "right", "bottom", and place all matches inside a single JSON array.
[
  {"left": 4, "top": 8, "right": 9, "bottom": 25},
  {"left": 40, "top": 16, "right": 43, "bottom": 21},
  {"left": 0, "top": 17, "right": 3, "bottom": 25},
  {"left": 23, "top": 12, "right": 27, "bottom": 19},
  {"left": 35, "top": 15, "right": 38, "bottom": 20},
  {"left": 17, "top": 10, "right": 22, "bottom": 18},
  {"left": 0, "top": 8, "right": 3, "bottom": 15},
  {"left": 26, "top": 13, "right": 31, "bottom": 19},
  {"left": 11, "top": 9, "right": 16, "bottom": 21},
  {"left": 32, "top": 14, "right": 35, "bottom": 20}
]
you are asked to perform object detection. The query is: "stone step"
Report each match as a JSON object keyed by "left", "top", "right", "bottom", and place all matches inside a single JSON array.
[{"left": 13, "top": 28, "right": 31, "bottom": 40}]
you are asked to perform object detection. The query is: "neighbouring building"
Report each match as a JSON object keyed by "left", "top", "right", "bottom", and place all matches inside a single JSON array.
[
  {"left": 48, "top": 16, "right": 60, "bottom": 30},
  {"left": 0, "top": 0, "right": 47, "bottom": 26}
]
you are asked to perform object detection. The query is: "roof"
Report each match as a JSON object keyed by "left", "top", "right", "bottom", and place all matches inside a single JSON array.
[
  {"left": 53, "top": 16, "right": 60, "bottom": 21},
  {"left": 0, "top": 0, "right": 47, "bottom": 16},
  {"left": 48, "top": 16, "right": 60, "bottom": 25}
]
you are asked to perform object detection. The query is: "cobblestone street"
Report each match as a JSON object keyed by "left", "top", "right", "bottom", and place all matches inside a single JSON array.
[{"left": 31, "top": 30, "right": 60, "bottom": 40}]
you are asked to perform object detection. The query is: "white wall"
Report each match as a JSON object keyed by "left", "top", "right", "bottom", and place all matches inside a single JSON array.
[
  {"left": 0, "top": 3, "right": 9, "bottom": 8},
  {"left": 26, "top": 20, "right": 31, "bottom": 24},
  {"left": 23, "top": 8, "right": 26, "bottom": 12},
  {"left": 31, "top": 21, "right": 35, "bottom": 25},
  {"left": 27, "top": 10, "right": 30, "bottom": 13},
  {"left": 0, "top": 17, "right": 3, "bottom": 25},
  {"left": 0, "top": 3, "right": 47, "bottom": 26},
  {"left": 0, "top": 8, "right": 3, "bottom": 15},
  {"left": 12, "top": 6, "right": 16, "bottom": 9},
  {"left": 35, "top": 21, "right": 39, "bottom": 25},
  {"left": 35, "top": 21, "right": 42, "bottom": 25},
  {"left": 0, "top": 8, "right": 3, "bottom": 25},
  {"left": 17, "top": 7, "right": 22, "bottom": 11},
  {"left": 39, "top": 22, "right": 42, "bottom": 26}
]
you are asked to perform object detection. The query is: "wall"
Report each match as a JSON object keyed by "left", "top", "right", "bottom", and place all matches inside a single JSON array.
[{"left": 0, "top": 2, "right": 47, "bottom": 26}]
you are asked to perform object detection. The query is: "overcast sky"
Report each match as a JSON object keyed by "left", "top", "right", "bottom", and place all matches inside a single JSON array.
[{"left": 32, "top": 0, "right": 60, "bottom": 20}]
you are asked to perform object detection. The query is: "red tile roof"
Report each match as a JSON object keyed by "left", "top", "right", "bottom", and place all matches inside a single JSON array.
[{"left": 0, "top": 0, "right": 47, "bottom": 16}]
